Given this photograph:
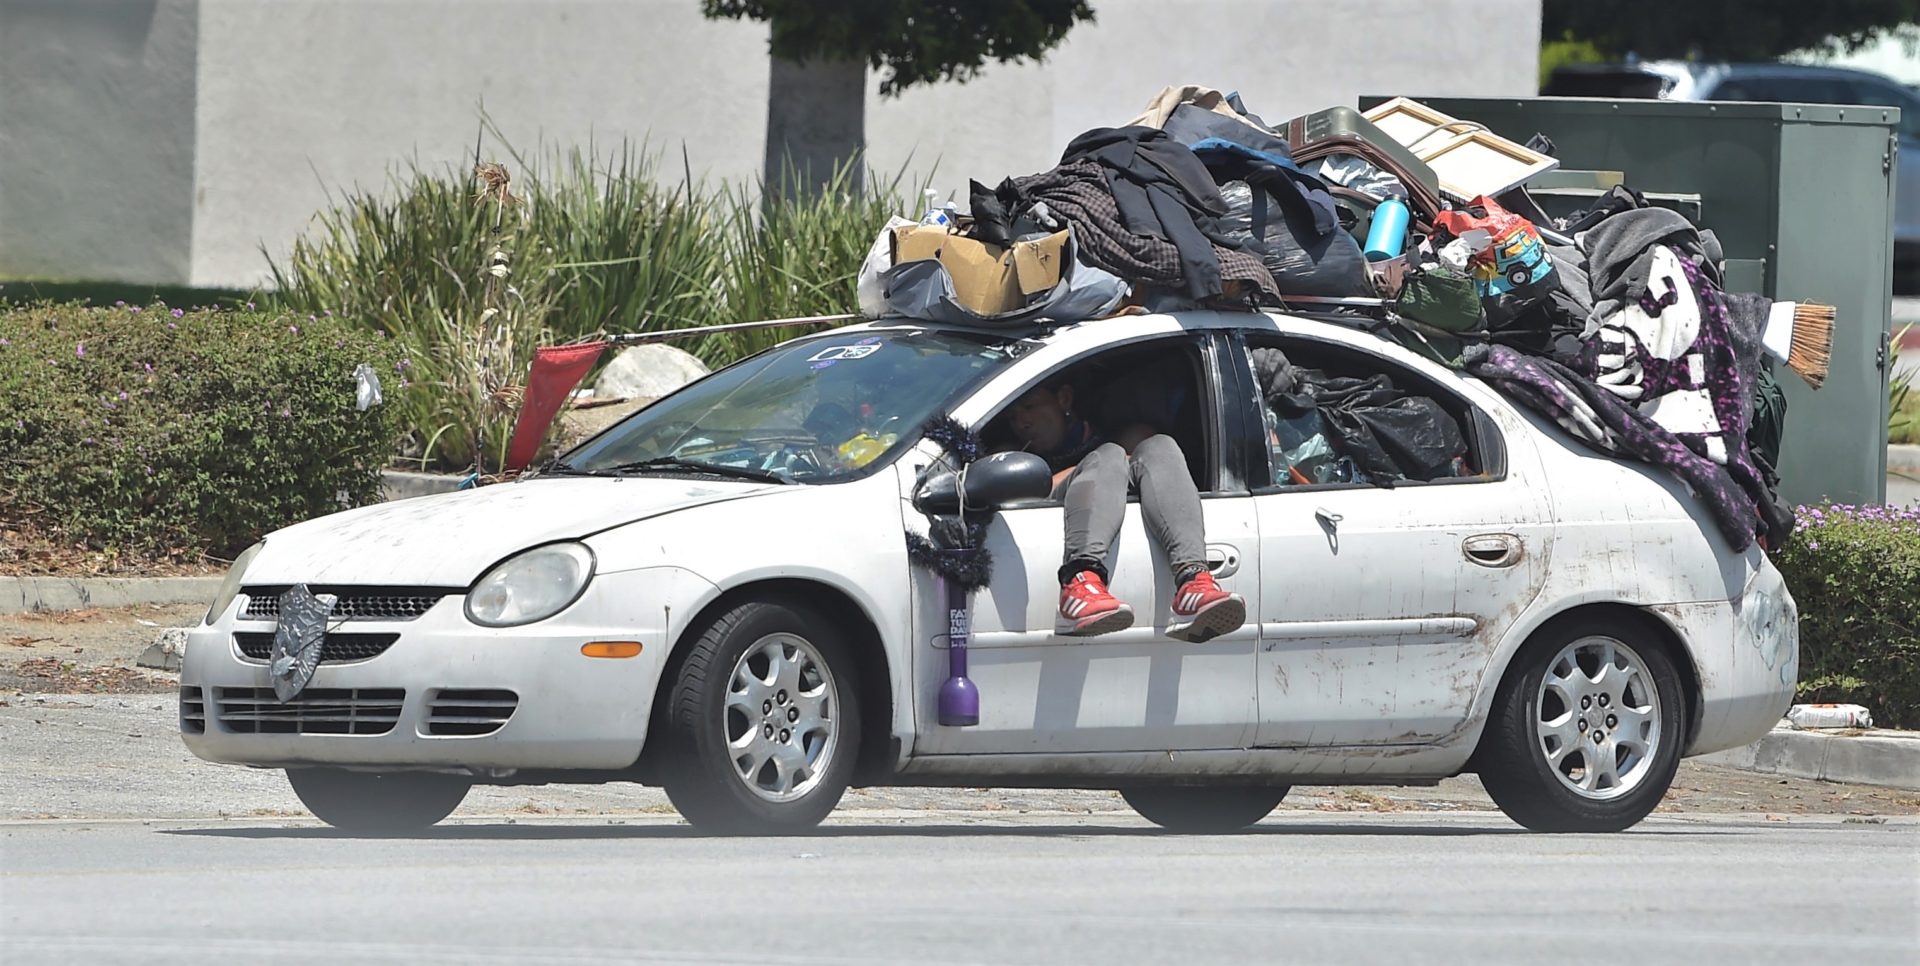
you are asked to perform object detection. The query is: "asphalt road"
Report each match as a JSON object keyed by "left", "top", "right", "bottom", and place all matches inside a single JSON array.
[{"left": 3, "top": 812, "right": 1916, "bottom": 966}]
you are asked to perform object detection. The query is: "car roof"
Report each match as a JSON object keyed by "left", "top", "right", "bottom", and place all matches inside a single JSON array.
[{"left": 814, "top": 309, "right": 1495, "bottom": 397}]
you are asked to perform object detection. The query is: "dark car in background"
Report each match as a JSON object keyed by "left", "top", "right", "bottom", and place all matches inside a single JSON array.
[{"left": 1545, "top": 61, "right": 1920, "bottom": 260}]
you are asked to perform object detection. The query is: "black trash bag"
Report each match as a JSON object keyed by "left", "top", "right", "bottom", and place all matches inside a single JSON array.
[
  {"left": 1219, "top": 181, "right": 1371, "bottom": 297},
  {"left": 1279, "top": 369, "right": 1468, "bottom": 482}
]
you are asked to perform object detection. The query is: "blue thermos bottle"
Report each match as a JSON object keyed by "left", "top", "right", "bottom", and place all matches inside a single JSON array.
[{"left": 1364, "top": 198, "right": 1410, "bottom": 261}]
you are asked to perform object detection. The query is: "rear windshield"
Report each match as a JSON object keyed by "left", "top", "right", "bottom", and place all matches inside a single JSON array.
[{"left": 1542, "top": 69, "right": 1674, "bottom": 99}]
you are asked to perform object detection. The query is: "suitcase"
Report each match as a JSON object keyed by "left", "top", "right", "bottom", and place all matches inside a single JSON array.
[{"left": 1284, "top": 107, "right": 1444, "bottom": 223}]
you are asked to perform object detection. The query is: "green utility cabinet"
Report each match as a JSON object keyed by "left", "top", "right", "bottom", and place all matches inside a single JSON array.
[{"left": 1363, "top": 96, "right": 1896, "bottom": 507}]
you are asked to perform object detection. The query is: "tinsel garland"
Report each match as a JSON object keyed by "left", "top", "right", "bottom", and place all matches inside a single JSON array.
[{"left": 906, "top": 415, "right": 995, "bottom": 590}]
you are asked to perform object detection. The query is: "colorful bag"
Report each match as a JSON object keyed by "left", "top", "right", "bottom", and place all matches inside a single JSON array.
[{"left": 1432, "top": 195, "right": 1557, "bottom": 326}]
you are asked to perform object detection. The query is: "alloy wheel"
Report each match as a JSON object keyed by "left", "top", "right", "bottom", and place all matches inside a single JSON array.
[
  {"left": 1535, "top": 636, "right": 1662, "bottom": 800},
  {"left": 724, "top": 633, "right": 839, "bottom": 803}
]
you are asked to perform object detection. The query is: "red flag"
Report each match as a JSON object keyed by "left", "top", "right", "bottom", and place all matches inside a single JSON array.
[{"left": 505, "top": 342, "right": 608, "bottom": 473}]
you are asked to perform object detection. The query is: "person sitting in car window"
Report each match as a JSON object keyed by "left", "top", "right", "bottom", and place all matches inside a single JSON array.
[{"left": 1002, "top": 377, "right": 1246, "bottom": 643}]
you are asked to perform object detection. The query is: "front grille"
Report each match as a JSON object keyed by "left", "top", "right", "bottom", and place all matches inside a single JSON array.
[
  {"left": 241, "top": 587, "right": 452, "bottom": 622},
  {"left": 233, "top": 631, "right": 398, "bottom": 664},
  {"left": 425, "top": 688, "right": 519, "bottom": 736},
  {"left": 215, "top": 687, "right": 405, "bottom": 735},
  {"left": 180, "top": 686, "right": 206, "bottom": 734}
]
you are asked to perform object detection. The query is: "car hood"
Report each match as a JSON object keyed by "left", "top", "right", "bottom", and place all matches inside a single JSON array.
[{"left": 242, "top": 477, "right": 774, "bottom": 587}]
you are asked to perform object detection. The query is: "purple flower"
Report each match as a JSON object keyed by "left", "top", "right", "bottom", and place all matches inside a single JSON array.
[
  {"left": 170, "top": 308, "right": 184, "bottom": 318},
  {"left": 75, "top": 343, "right": 85, "bottom": 359},
  {"left": 143, "top": 362, "right": 153, "bottom": 373},
  {"left": 167, "top": 322, "right": 176, "bottom": 330},
  {"left": 129, "top": 306, "right": 141, "bottom": 314},
  {"left": 114, "top": 300, "right": 126, "bottom": 307},
  {"left": 288, "top": 325, "right": 299, "bottom": 334},
  {"left": 0, "top": 337, "right": 9, "bottom": 347},
  {"left": 246, "top": 302, "right": 256, "bottom": 310},
  {"left": 117, "top": 391, "right": 128, "bottom": 401}
]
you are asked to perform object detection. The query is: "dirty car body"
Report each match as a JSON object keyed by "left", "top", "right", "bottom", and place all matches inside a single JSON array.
[{"left": 180, "top": 311, "right": 1798, "bottom": 832}]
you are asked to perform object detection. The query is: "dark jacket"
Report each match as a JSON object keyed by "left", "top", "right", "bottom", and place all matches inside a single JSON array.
[{"left": 1061, "top": 126, "right": 1236, "bottom": 300}]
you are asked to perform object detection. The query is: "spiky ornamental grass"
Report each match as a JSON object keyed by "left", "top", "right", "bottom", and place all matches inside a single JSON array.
[{"left": 268, "top": 122, "right": 922, "bottom": 473}]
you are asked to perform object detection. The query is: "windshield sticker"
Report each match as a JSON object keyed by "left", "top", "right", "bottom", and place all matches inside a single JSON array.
[{"left": 807, "top": 344, "right": 881, "bottom": 363}]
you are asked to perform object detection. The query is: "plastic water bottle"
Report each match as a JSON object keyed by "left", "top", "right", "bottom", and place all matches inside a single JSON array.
[
  {"left": 1364, "top": 198, "right": 1410, "bottom": 261},
  {"left": 920, "top": 189, "right": 954, "bottom": 227}
]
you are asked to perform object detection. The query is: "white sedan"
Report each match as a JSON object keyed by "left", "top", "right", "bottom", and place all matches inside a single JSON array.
[{"left": 180, "top": 310, "right": 1798, "bottom": 833}]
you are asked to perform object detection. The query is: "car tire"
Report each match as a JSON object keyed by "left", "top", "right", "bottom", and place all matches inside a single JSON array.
[
  {"left": 1478, "top": 616, "right": 1686, "bottom": 832},
  {"left": 660, "top": 599, "right": 861, "bottom": 835},
  {"left": 1119, "top": 786, "right": 1288, "bottom": 832},
  {"left": 285, "top": 768, "right": 470, "bottom": 832}
]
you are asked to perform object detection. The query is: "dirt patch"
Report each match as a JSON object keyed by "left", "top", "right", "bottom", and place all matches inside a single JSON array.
[
  {"left": 0, "top": 522, "right": 225, "bottom": 577},
  {"left": 0, "top": 602, "right": 202, "bottom": 694},
  {"left": 8, "top": 657, "right": 173, "bottom": 693}
]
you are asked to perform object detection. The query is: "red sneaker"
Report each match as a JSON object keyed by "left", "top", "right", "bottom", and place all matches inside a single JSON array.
[
  {"left": 1056, "top": 571, "right": 1134, "bottom": 637},
  {"left": 1168, "top": 571, "right": 1246, "bottom": 644}
]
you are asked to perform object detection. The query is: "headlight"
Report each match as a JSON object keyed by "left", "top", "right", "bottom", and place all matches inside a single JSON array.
[
  {"left": 464, "top": 542, "right": 596, "bottom": 627},
  {"left": 206, "top": 541, "right": 264, "bottom": 625}
]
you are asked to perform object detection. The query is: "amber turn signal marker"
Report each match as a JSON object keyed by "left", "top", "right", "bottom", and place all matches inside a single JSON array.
[{"left": 581, "top": 641, "right": 643, "bottom": 659}]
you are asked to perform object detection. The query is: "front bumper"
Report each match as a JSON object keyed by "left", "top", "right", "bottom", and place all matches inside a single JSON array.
[{"left": 179, "top": 567, "right": 714, "bottom": 772}]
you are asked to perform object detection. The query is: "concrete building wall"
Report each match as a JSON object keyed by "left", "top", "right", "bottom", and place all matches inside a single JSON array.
[
  {"left": 191, "top": 0, "right": 770, "bottom": 286},
  {"left": 0, "top": 0, "right": 200, "bottom": 282},
  {"left": 1, "top": 0, "right": 1541, "bottom": 289},
  {"left": 865, "top": 0, "right": 1543, "bottom": 207}
]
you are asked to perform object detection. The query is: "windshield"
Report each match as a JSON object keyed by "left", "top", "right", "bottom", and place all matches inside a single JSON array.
[{"left": 559, "top": 329, "right": 1018, "bottom": 483}]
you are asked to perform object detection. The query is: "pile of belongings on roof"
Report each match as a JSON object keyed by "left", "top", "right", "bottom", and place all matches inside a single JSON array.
[{"left": 858, "top": 85, "right": 1834, "bottom": 553}]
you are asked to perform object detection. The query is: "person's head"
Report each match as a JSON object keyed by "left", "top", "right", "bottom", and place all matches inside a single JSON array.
[{"left": 1006, "top": 378, "right": 1077, "bottom": 452}]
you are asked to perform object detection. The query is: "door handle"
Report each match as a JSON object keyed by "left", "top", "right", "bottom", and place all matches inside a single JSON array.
[
  {"left": 1463, "top": 533, "right": 1522, "bottom": 568},
  {"left": 1205, "top": 544, "right": 1241, "bottom": 579}
]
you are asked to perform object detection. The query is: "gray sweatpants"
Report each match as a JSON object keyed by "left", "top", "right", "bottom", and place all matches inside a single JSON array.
[{"left": 1052, "top": 436, "right": 1206, "bottom": 584}]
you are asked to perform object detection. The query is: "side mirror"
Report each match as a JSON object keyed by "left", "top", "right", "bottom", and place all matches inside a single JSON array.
[{"left": 914, "top": 451, "right": 1053, "bottom": 514}]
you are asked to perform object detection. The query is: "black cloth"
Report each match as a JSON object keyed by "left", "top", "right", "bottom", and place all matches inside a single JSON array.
[
  {"left": 1003, "top": 160, "right": 1280, "bottom": 303},
  {"left": 1059, "top": 126, "right": 1263, "bottom": 301}
]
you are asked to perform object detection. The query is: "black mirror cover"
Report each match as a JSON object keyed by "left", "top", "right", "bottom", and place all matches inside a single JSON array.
[
  {"left": 912, "top": 451, "right": 1052, "bottom": 514},
  {"left": 957, "top": 451, "right": 1052, "bottom": 509}
]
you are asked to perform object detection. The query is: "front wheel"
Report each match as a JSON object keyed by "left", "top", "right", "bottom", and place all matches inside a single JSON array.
[
  {"left": 659, "top": 599, "right": 861, "bottom": 834},
  {"left": 1120, "top": 786, "right": 1288, "bottom": 832},
  {"left": 285, "top": 768, "right": 470, "bottom": 832},
  {"left": 1478, "top": 618, "right": 1686, "bottom": 832}
]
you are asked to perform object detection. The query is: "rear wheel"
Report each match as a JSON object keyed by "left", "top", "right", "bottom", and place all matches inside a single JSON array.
[
  {"left": 1120, "top": 786, "right": 1288, "bottom": 832},
  {"left": 1478, "top": 617, "right": 1685, "bottom": 832},
  {"left": 285, "top": 768, "right": 470, "bottom": 832},
  {"left": 659, "top": 599, "right": 860, "bottom": 834}
]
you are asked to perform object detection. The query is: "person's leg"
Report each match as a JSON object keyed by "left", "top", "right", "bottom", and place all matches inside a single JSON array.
[
  {"left": 1128, "top": 435, "right": 1245, "bottom": 643},
  {"left": 1127, "top": 435, "right": 1207, "bottom": 583},
  {"left": 1056, "top": 443, "right": 1133, "bottom": 636},
  {"left": 1059, "top": 443, "right": 1129, "bottom": 583}
]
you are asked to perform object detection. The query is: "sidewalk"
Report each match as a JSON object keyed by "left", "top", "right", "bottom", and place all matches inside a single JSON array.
[{"left": 1702, "top": 726, "right": 1920, "bottom": 791}]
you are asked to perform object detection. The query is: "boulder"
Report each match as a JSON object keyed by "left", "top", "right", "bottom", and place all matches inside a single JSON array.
[
  {"left": 136, "top": 627, "right": 188, "bottom": 672},
  {"left": 593, "top": 344, "right": 709, "bottom": 401},
  {"left": 554, "top": 397, "right": 656, "bottom": 452}
]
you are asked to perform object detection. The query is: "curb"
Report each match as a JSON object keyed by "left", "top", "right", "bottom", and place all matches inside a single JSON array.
[
  {"left": 0, "top": 576, "right": 222, "bottom": 617},
  {"left": 1889, "top": 444, "right": 1920, "bottom": 475},
  {"left": 1699, "top": 727, "right": 1920, "bottom": 791},
  {"left": 380, "top": 469, "right": 467, "bottom": 502}
]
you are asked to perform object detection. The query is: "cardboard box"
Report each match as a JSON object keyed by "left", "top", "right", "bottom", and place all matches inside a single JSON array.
[{"left": 891, "top": 225, "right": 1070, "bottom": 315}]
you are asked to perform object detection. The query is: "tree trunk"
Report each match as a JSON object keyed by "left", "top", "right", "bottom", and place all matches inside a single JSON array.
[{"left": 764, "top": 54, "right": 865, "bottom": 198}]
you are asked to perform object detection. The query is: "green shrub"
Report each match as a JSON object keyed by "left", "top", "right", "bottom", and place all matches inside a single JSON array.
[
  {"left": 1775, "top": 502, "right": 1920, "bottom": 729},
  {"left": 0, "top": 302, "right": 401, "bottom": 557}
]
